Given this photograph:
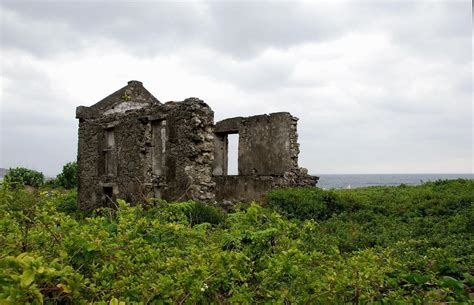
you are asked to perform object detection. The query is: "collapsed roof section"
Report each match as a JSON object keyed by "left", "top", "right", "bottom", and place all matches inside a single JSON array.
[{"left": 76, "top": 80, "right": 160, "bottom": 120}]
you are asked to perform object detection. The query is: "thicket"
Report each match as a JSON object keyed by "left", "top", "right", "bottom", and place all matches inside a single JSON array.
[
  {"left": 4, "top": 167, "right": 44, "bottom": 188},
  {"left": 3, "top": 162, "right": 77, "bottom": 190},
  {"left": 0, "top": 179, "right": 472, "bottom": 303},
  {"left": 55, "top": 162, "right": 78, "bottom": 189}
]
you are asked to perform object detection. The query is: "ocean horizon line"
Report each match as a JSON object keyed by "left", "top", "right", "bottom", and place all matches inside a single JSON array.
[{"left": 313, "top": 173, "right": 473, "bottom": 176}]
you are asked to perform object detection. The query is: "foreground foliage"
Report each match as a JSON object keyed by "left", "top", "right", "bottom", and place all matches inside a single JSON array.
[{"left": 0, "top": 180, "right": 472, "bottom": 303}]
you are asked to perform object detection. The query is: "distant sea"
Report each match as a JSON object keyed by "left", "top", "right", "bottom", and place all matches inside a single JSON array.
[{"left": 316, "top": 174, "right": 474, "bottom": 189}]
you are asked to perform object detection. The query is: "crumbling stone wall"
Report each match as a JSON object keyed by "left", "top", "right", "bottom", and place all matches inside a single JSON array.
[
  {"left": 213, "top": 112, "right": 317, "bottom": 202},
  {"left": 155, "top": 99, "right": 215, "bottom": 202},
  {"left": 77, "top": 80, "right": 316, "bottom": 209},
  {"left": 76, "top": 81, "right": 215, "bottom": 210}
]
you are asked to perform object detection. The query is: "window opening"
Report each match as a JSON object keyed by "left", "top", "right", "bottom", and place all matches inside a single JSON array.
[
  {"left": 152, "top": 120, "right": 166, "bottom": 176},
  {"left": 227, "top": 133, "right": 239, "bottom": 175},
  {"left": 104, "top": 128, "right": 115, "bottom": 176}
]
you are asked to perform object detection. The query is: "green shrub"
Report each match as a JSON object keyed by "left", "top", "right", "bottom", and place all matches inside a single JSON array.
[
  {"left": 187, "top": 201, "right": 226, "bottom": 225},
  {"left": 169, "top": 201, "right": 226, "bottom": 226},
  {"left": 55, "top": 189, "right": 78, "bottom": 214},
  {"left": 4, "top": 167, "right": 44, "bottom": 188},
  {"left": 266, "top": 187, "right": 345, "bottom": 220},
  {"left": 55, "top": 162, "right": 77, "bottom": 189}
]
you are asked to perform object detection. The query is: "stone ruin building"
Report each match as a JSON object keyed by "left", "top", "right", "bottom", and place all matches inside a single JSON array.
[{"left": 76, "top": 80, "right": 317, "bottom": 209}]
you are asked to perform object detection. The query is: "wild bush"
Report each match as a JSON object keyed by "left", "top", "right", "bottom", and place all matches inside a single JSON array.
[
  {"left": 168, "top": 200, "right": 226, "bottom": 226},
  {"left": 266, "top": 187, "right": 346, "bottom": 220},
  {"left": 55, "top": 162, "right": 77, "bottom": 189},
  {"left": 4, "top": 167, "right": 44, "bottom": 188}
]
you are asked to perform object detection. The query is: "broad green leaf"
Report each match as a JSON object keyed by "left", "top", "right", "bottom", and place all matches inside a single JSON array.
[{"left": 20, "top": 269, "right": 35, "bottom": 287}]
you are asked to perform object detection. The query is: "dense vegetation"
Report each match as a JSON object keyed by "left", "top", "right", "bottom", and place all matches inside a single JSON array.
[
  {"left": 5, "top": 162, "right": 77, "bottom": 190},
  {"left": 54, "top": 162, "right": 78, "bottom": 190},
  {"left": 0, "top": 179, "right": 472, "bottom": 303},
  {"left": 4, "top": 167, "right": 45, "bottom": 188}
]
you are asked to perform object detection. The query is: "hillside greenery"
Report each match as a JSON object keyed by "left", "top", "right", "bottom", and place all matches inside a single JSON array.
[{"left": 0, "top": 179, "right": 472, "bottom": 304}]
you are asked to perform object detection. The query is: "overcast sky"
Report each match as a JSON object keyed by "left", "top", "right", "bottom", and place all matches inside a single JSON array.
[{"left": 0, "top": 0, "right": 472, "bottom": 176}]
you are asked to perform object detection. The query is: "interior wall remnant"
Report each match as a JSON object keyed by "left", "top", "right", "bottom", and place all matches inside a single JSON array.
[
  {"left": 238, "top": 113, "right": 294, "bottom": 175},
  {"left": 212, "top": 112, "right": 318, "bottom": 202},
  {"left": 214, "top": 175, "right": 274, "bottom": 202},
  {"left": 212, "top": 134, "right": 228, "bottom": 176}
]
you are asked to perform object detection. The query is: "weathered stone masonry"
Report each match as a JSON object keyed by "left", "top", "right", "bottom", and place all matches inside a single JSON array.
[
  {"left": 213, "top": 113, "right": 317, "bottom": 202},
  {"left": 76, "top": 81, "right": 317, "bottom": 209}
]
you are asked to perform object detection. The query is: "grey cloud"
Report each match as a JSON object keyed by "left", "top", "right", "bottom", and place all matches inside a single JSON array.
[
  {"left": 203, "top": 2, "right": 346, "bottom": 57},
  {"left": 0, "top": 1, "right": 399, "bottom": 58},
  {"left": 371, "top": 2, "right": 471, "bottom": 62},
  {"left": 0, "top": 55, "right": 78, "bottom": 175},
  {"left": 1, "top": 1, "right": 206, "bottom": 57},
  {"left": 0, "top": 1, "right": 471, "bottom": 175},
  {"left": 1, "top": 7, "right": 86, "bottom": 57},
  {"left": 182, "top": 49, "right": 297, "bottom": 93},
  {"left": 1, "top": 1, "right": 471, "bottom": 63},
  {"left": 297, "top": 110, "right": 472, "bottom": 174},
  {"left": 1, "top": 55, "right": 67, "bottom": 114},
  {"left": 1, "top": 123, "right": 77, "bottom": 176}
]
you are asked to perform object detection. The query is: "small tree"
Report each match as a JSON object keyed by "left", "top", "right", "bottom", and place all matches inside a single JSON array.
[
  {"left": 56, "top": 162, "right": 77, "bottom": 189},
  {"left": 5, "top": 167, "right": 44, "bottom": 188}
]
